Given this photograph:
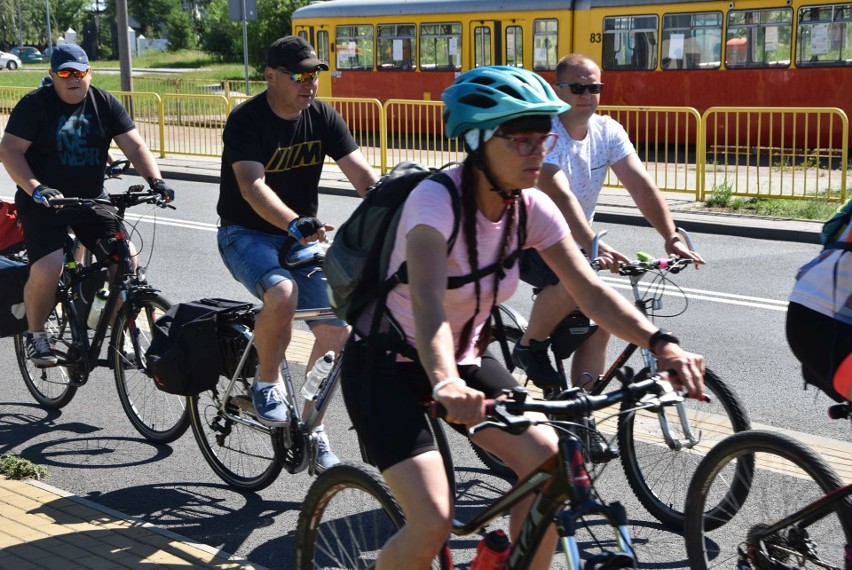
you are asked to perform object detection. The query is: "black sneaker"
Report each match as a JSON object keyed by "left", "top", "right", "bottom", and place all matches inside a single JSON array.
[
  {"left": 26, "top": 332, "right": 57, "bottom": 367},
  {"left": 512, "top": 339, "right": 562, "bottom": 388}
]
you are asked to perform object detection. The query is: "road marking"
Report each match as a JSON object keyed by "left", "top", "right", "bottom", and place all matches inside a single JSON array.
[{"left": 599, "top": 276, "right": 788, "bottom": 311}]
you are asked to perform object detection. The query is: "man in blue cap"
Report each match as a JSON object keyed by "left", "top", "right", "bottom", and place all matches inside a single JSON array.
[{"left": 0, "top": 43, "right": 174, "bottom": 366}]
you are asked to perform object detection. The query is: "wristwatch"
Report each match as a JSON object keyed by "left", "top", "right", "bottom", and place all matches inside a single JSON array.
[{"left": 649, "top": 329, "right": 680, "bottom": 356}]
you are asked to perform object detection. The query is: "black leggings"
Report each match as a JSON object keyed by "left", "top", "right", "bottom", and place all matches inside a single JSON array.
[
  {"left": 341, "top": 341, "right": 517, "bottom": 472},
  {"left": 786, "top": 302, "right": 852, "bottom": 402}
]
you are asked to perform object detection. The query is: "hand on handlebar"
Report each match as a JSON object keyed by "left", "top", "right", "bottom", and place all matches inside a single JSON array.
[
  {"left": 288, "top": 216, "right": 333, "bottom": 245},
  {"left": 148, "top": 178, "right": 175, "bottom": 203},
  {"left": 32, "top": 185, "right": 64, "bottom": 208},
  {"left": 433, "top": 381, "right": 487, "bottom": 426},
  {"left": 592, "top": 241, "right": 631, "bottom": 273},
  {"left": 665, "top": 234, "right": 705, "bottom": 268},
  {"left": 654, "top": 346, "right": 706, "bottom": 401}
]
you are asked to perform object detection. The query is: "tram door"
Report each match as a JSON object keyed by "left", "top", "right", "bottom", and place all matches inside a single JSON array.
[
  {"left": 295, "top": 26, "right": 332, "bottom": 97},
  {"left": 472, "top": 21, "right": 502, "bottom": 67}
]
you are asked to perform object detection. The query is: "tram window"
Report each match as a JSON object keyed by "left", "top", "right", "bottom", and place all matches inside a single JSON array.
[
  {"left": 662, "top": 12, "right": 722, "bottom": 69},
  {"left": 474, "top": 26, "right": 492, "bottom": 67},
  {"left": 533, "top": 19, "right": 558, "bottom": 70},
  {"left": 378, "top": 24, "right": 416, "bottom": 70},
  {"left": 726, "top": 8, "right": 792, "bottom": 68},
  {"left": 506, "top": 26, "right": 524, "bottom": 67},
  {"left": 336, "top": 25, "right": 374, "bottom": 70},
  {"left": 315, "top": 31, "right": 330, "bottom": 67},
  {"left": 420, "top": 22, "right": 462, "bottom": 71},
  {"left": 797, "top": 4, "right": 852, "bottom": 67},
  {"left": 602, "top": 15, "right": 658, "bottom": 71}
]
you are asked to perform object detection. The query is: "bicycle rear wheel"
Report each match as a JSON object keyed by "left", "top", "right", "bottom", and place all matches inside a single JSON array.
[
  {"left": 113, "top": 293, "right": 189, "bottom": 444},
  {"left": 617, "top": 368, "right": 752, "bottom": 531},
  {"left": 684, "top": 430, "right": 852, "bottom": 569},
  {"left": 188, "top": 324, "right": 283, "bottom": 491},
  {"left": 14, "top": 298, "right": 78, "bottom": 408},
  {"left": 295, "top": 461, "right": 451, "bottom": 570}
]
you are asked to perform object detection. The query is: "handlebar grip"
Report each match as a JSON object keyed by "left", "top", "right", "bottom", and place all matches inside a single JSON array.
[{"left": 278, "top": 235, "right": 326, "bottom": 270}]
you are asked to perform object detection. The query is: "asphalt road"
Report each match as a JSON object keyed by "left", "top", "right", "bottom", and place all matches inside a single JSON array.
[{"left": 1, "top": 173, "right": 844, "bottom": 569}]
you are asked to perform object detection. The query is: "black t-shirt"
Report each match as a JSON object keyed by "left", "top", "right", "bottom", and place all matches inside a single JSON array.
[
  {"left": 217, "top": 93, "right": 359, "bottom": 235},
  {"left": 5, "top": 85, "right": 135, "bottom": 198}
]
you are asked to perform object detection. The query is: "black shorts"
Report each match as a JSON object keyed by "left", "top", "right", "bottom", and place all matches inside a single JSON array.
[
  {"left": 786, "top": 301, "right": 852, "bottom": 402},
  {"left": 15, "top": 190, "right": 124, "bottom": 263},
  {"left": 341, "top": 341, "right": 518, "bottom": 472},
  {"left": 519, "top": 249, "right": 560, "bottom": 289}
]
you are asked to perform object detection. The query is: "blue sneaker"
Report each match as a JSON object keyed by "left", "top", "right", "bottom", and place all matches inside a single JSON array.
[
  {"left": 252, "top": 383, "right": 290, "bottom": 427},
  {"left": 314, "top": 426, "right": 340, "bottom": 473}
]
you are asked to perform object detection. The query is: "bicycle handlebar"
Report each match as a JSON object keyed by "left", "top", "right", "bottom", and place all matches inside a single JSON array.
[
  {"left": 589, "top": 227, "right": 695, "bottom": 276},
  {"left": 429, "top": 375, "right": 681, "bottom": 435},
  {"left": 278, "top": 234, "right": 326, "bottom": 271},
  {"left": 48, "top": 186, "right": 175, "bottom": 211}
]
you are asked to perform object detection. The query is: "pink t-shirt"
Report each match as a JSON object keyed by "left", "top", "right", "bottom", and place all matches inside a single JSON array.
[{"left": 385, "top": 166, "right": 570, "bottom": 364}]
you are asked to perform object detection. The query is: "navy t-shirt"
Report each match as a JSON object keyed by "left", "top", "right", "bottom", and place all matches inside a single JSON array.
[
  {"left": 5, "top": 85, "right": 135, "bottom": 198},
  {"left": 217, "top": 94, "right": 359, "bottom": 235}
]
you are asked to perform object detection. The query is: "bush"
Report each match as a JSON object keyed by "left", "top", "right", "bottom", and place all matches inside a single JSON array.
[{"left": 0, "top": 453, "right": 47, "bottom": 481}]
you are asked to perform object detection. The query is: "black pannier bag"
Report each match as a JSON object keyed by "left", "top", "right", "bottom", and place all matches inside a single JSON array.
[
  {"left": 0, "top": 255, "right": 29, "bottom": 338},
  {"left": 145, "top": 298, "right": 254, "bottom": 395}
]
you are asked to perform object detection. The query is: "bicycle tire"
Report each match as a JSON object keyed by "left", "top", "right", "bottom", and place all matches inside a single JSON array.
[
  {"left": 684, "top": 430, "right": 852, "bottom": 569},
  {"left": 113, "top": 293, "right": 189, "bottom": 444},
  {"left": 618, "top": 367, "right": 752, "bottom": 531},
  {"left": 188, "top": 322, "right": 283, "bottom": 491},
  {"left": 14, "top": 298, "right": 78, "bottom": 408},
  {"left": 295, "top": 461, "right": 452, "bottom": 570}
]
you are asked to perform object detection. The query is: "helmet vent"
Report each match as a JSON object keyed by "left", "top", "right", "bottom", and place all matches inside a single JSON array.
[{"left": 458, "top": 93, "right": 498, "bottom": 108}]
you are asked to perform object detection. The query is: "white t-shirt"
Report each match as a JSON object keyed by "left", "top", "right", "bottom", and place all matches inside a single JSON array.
[
  {"left": 789, "top": 221, "right": 852, "bottom": 325},
  {"left": 386, "top": 166, "right": 570, "bottom": 364},
  {"left": 544, "top": 114, "right": 635, "bottom": 222}
]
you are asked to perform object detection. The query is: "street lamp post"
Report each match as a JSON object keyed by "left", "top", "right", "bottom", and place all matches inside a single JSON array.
[{"left": 45, "top": 0, "right": 54, "bottom": 52}]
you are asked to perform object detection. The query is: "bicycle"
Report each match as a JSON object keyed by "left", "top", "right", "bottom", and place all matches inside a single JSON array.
[
  {"left": 479, "top": 228, "right": 752, "bottom": 531},
  {"left": 12, "top": 185, "right": 188, "bottom": 444},
  {"left": 187, "top": 237, "right": 345, "bottom": 491},
  {"left": 294, "top": 374, "right": 687, "bottom": 570},
  {"left": 683, "top": 402, "right": 852, "bottom": 569}
]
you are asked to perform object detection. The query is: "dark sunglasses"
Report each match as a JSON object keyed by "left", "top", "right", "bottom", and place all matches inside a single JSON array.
[
  {"left": 277, "top": 68, "right": 321, "bottom": 84},
  {"left": 54, "top": 68, "right": 89, "bottom": 79},
  {"left": 556, "top": 82, "right": 604, "bottom": 95},
  {"left": 492, "top": 133, "right": 559, "bottom": 157}
]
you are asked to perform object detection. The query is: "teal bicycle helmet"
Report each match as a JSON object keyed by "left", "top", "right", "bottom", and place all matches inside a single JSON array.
[{"left": 442, "top": 66, "right": 569, "bottom": 140}]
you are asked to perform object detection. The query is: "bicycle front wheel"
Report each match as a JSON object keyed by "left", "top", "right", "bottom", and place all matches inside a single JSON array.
[
  {"left": 188, "top": 331, "right": 282, "bottom": 491},
  {"left": 14, "top": 298, "right": 78, "bottom": 408},
  {"left": 295, "top": 461, "right": 451, "bottom": 570},
  {"left": 618, "top": 368, "right": 752, "bottom": 531},
  {"left": 684, "top": 430, "right": 852, "bottom": 569},
  {"left": 113, "top": 293, "right": 189, "bottom": 444}
]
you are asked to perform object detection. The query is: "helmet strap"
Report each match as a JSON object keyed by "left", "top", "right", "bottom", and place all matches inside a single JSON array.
[{"left": 471, "top": 145, "right": 521, "bottom": 204}]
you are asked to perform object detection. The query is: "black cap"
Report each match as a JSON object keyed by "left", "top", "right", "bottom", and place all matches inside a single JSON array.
[
  {"left": 266, "top": 36, "right": 328, "bottom": 73},
  {"left": 51, "top": 44, "right": 89, "bottom": 72}
]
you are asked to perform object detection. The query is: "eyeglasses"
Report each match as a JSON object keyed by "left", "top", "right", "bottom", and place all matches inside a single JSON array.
[
  {"left": 492, "top": 133, "right": 559, "bottom": 157},
  {"left": 556, "top": 82, "right": 604, "bottom": 95},
  {"left": 277, "top": 68, "right": 321, "bottom": 84},
  {"left": 54, "top": 68, "right": 89, "bottom": 79}
]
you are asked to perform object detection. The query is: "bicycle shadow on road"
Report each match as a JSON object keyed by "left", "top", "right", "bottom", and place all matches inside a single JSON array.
[{"left": 0, "top": 404, "right": 101, "bottom": 455}]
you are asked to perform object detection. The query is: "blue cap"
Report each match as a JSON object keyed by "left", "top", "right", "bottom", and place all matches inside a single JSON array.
[{"left": 51, "top": 44, "right": 89, "bottom": 72}]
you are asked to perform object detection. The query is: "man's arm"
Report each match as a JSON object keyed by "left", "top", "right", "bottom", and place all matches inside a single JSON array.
[
  {"left": 0, "top": 133, "right": 40, "bottom": 195},
  {"left": 612, "top": 153, "right": 705, "bottom": 264},
  {"left": 538, "top": 163, "right": 627, "bottom": 269},
  {"left": 114, "top": 129, "right": 163, "bottom": 182},
  {"left": 336, "top": 149, "right": 378, "bottom": 198},
  {"left": 231, "top": 160, "right": 299, "bottom": 232}
]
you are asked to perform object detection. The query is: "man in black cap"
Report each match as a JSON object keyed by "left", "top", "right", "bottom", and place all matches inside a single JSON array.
[
  {"left": 216, "top": 36, "right": 377, "bottom": 471},
  {"left": 0, "top": 43, "right": 174, "bottom": 366}
]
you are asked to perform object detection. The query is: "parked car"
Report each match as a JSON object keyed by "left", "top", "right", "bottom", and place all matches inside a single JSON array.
[
  {"left": 9, "top": 46, "right": 43, "bottom": 64},
  {"left": 0, "top": 51, "right": 22, "bottom": 70}
]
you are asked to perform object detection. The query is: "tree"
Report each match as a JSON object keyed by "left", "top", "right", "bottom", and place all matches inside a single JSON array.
[
  {"left": 165, "top": 9, "right": 198, "bottom": 51},
  {"left": 128, "top": 0, "right": 181, "bottom": 39}
]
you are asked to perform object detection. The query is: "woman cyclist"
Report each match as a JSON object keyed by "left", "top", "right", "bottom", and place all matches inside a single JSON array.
[
  {"left": 340, "top": 66, "right": 706, "bottom": 569},
  {"left": 787, "top": 198, "right": 852, "bottom": 401}
]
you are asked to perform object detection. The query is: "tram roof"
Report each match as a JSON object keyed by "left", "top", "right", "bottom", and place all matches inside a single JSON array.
[{"left": 293, "top": 0, "right": 724, "bottom": 19}]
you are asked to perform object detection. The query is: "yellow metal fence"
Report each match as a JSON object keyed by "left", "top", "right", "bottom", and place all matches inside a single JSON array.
[{"left": 0, "top": 86, "right": 847, "bottom": 202}]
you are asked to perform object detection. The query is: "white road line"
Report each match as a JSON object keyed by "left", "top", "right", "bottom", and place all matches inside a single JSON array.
[{"left": 599, "top": 276, "right": 788, "bottom": 311}]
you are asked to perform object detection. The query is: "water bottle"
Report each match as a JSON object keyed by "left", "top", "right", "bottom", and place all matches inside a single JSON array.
[
  {"left": 470, "top": 529, "right": 510, "bottom": 570},
  {"left": 302, "top": 351, "right": 334, "bottom": 400},
  {"left": 87, "top": 288, "right": 109, "bottom": 329}
]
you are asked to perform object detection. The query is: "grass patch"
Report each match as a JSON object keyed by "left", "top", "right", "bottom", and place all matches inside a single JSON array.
[
  {"left": 702, "top": 196, "right": 840, "bottom": 220},
  {"left": 0, "top": 453, "right": 47, "bottom": 481}
]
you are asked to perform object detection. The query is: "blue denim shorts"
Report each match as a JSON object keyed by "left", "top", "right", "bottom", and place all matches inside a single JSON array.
[{"left": 217, "top": 224, "right": 345, "bottom": 328}]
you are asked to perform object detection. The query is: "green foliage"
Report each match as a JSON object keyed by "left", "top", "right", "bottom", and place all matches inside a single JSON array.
[
  {"left": 0, "top": 453, "right": 48, "bottom": 481},
  {"left": 129, "top": 0, "right": 183, "bottom": 39},
  {"left": 705, "top": 180, "right": 733, "bottom": 207},
  {"left": 166, "top": 10, "right": 198, "bottom": 51}
]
